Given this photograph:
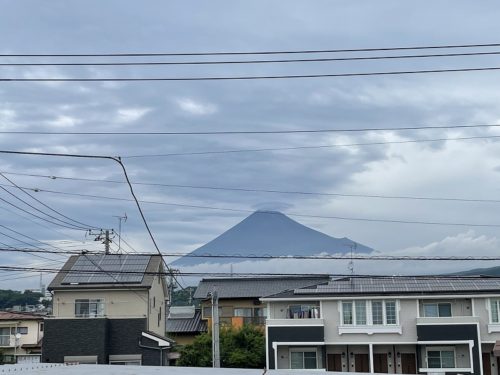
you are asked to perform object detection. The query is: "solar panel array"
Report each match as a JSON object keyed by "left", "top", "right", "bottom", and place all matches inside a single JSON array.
[
  {"left": 62, "top": 255, "right": 150, "bottom": 285},
  {"left": 293, "top": 277, "right": 500, "bottom": 295}
]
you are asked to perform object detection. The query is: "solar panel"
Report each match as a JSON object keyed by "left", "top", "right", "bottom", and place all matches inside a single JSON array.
[
  {"left": 293, "top": 276, "right": 500, "bottom": 295},
  {"left": 62, "top": 255, "right": 150, "bottom": 284}
]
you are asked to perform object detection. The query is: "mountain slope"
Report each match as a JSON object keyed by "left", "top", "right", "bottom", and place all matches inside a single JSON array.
[
  {"left": 172, "top": 211, "right": 373, "bottom": 266},
  {"left": 449, "top": 265, "right": 500, "bottom": 277}
]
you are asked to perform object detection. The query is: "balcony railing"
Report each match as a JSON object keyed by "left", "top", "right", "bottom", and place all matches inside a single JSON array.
[
  {"left": 242, "top": 316, "right": 266, "bottom": 325},
  {"left": 416, "top": 316, "right": 479, "bottom": 325}
]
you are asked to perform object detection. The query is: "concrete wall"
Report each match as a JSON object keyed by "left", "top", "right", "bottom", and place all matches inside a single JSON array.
[
  {"left": 321, "top": 299, "right": 418, "bottom": 343},
  {"left": 53, "top": 290, "right": 149, "bottom": 319},
  {"left": 148, "top": 275, "right": 166, "bottom": 336}
]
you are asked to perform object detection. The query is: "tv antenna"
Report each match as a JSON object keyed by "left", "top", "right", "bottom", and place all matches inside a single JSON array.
[
  {"left": 113, "top": 213, "right": 127, "bottom": 253},
  {"left": 345, "top": 242, "right": 357, "bottom": 276}
]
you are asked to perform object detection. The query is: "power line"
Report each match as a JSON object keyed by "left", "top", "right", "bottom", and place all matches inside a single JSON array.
[
  {"left": 2, "top": 42, "right": 500, "bottom": 57},
  {"left": 3, "top": 50, "right": 500, "bottom": 67},
  {"left": 122, "top": 135, "right": 500, "bottom": 158},
  {"left": 0, "top": 189, "right": 88, "bottom": 230},
  {"left": 4, "top": 65, "right": 500, "bottom": 82},
  {"left": 7, "top": 247, "right": 500, "bottom": 263},
  {"left": 0, "top": 124, "right": 499, "bottom": 136},
  {"left": 0, "top": 172, "right": 98, "bottom": 230},
  {"left": 0, "top": 202, "right": 91, "bottom": 243},
  {"left": 0, "top": 149, "right": 175, "bottom": 276},
  {"left": 3, "top": 171, "right": 500, "bottom": 205},
  {"left": 0, "top": 263, "right": 498, "bottom": 279},
  {"left": 18, "top": 188, "right": 500, "bottom": 228}
]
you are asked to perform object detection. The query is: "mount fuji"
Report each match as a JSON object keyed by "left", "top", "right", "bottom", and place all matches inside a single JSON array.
[{"left": 172, "top": 211, "right": 374, "bottom": 266}]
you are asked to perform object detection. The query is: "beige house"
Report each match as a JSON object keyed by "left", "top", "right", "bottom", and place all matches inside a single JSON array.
[
  {"left": 43, "top": 254, "right": 173, "bottom": 366},
  {"left": 0, "top": 311, "right": 44, "bottom": 364},
  {"left": 194, "top": 276, "right": 330, "bottom": 331}
]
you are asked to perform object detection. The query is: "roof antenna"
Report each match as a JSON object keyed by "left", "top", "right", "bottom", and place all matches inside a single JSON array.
[
  {"left": 348, "top": 242, "right": 357, "bottom": 287},
  {"left": 113, "top": 213, "right": 127, "bottom": 254}
]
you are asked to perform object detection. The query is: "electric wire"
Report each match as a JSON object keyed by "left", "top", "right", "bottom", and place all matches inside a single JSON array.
[
  {"left": 0, "top": 203, "right": 92, "bottom": 243},
  {"left": 0, "top": 172, "right": 99, "bottom": 230},
  {"left": 121, "top": 135, "right": 500, "bottom": 158},
  {"left": 3, "top": 50, "right": 500, "bottom": 67},
  {"left": 0, "top": 149, "right": 177, "bottom": 280},
  {"left": 14, "top": 187, "right": 500, "bottom": 228},
  {"left": 4, "top": 171, "right": 499, "bottom": 205},
  {"left": 2, "top": 42, "right": 500, "bottom": 57},
  {"left": 0, "top": 123, "right": 499, "bottom": 135},
  {"left": 0, "top": 188, "right": 90, "bottom": 230},
  {"left": 3, "top": 65, "right": 500, "bottom": 82},
  {"left": 4, "top": 247, "right": 500, "bottom": 262},
  {"left": 0, "top": 263, "right": 498, "bottom": 279}
]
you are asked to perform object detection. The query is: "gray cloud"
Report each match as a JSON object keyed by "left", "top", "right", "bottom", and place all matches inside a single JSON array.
[{"left": 1, "top": 1, "right": 500, "bottom": 289}]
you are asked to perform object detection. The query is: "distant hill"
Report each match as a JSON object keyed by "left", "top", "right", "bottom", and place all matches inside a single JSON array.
[
  {"left": 0, "top": 290, "right": 43, "bottom": 309},
  {"left": 449, "top": 265, "right": 500, "bottom": 277},
  {"left": 172, "top": 210, "right": 374, "bottom": 266}
]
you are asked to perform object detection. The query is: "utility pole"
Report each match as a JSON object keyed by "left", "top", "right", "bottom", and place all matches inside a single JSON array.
[
  {"left": 209, "top": 290, "right": 220, "bottom": 368},
  {"left": 88, "top": 229, "right": 115, "bottom": 254}
]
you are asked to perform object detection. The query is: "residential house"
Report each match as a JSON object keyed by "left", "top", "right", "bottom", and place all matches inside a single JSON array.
[
  {"left": 42, "top": 254, "right": 174, "bottom": 366},
  {"left": 262, "top": 276, "right": 500, "bottom": 375},
  {"left": 194, "top": 276, "right": 330, "bottom": 330},
  {"left": 0, "top": 311, "right": 44, "bottom": 364},
  {"left": 166, "top": 306, "right": 207, "bottom": 346}
]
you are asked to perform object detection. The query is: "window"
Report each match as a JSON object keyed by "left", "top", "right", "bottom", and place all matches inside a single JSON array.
[
  {"left": 10, "top": 327, "right": 28, "bottom": 335},
  {"left": 355, "top": 301, "right": 367, "bottom": 324},
  {"left": 491, "top": 300, "right": 500, "bottom": 323},
  {"left": 423, "top": 303, "right": 452, "bottom": 317},
  {"left": 342, "top": 302, "right": 353, "bottom": 324},
  {"left": 202, "top": 306, "right": 231, "bottom": 319},
  {"left": 75, "top": 299, "right": 104, "bottom": 318},
  {"left": 427, "top": 350, "right": 455, "bottom": 368},
  {"left": 342, "top": 300, "right": 398, "bottom": 326},
  {"left": 0, "top": 327, "right": 10, "bottom": 346},
  {"left": 234, "top": 308, "right": 252, "bottom": 317},
  {"left": 39, "top": 323, "right": 44, "bottom": 332},
  {"left": 288, "top": 304, "right": 320, "bottom": 319},
  {"left": 385, "top": 301, "right": 397, "bottom": 324},
  {"left": 290, "top": 350, "right": 317, "bottom": 369}
]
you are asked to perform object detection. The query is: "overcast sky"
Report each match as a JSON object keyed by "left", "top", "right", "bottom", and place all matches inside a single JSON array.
[{"left": 2, "top": 1, "right": 500, "bottom": 290}]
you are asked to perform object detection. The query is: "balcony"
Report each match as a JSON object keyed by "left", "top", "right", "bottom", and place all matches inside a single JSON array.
[
  {"left": 266, "top": 318, "right": 324, "bottom": 327},
  {"left": 416, "top": 316, "right": 479, "bottom": 325}
]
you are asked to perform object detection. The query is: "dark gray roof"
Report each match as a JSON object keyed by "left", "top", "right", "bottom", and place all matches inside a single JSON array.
[
  {"left": 48, "top": 254, "right": 164, "bottom": 291},
  {"left": 266, "top": 276, "right": 500, "bottom": 298},
  {"left": 193, "top": 276, "right": 331, "bottom": 299},
  {"left": 166, "top": 309, "right": 207, "bottom": 334}
]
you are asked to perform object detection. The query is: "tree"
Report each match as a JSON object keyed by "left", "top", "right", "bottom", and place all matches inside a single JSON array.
[
  {"left": 0, "top": 290, "right": 43, "bottom": 309},
  {"left": 176, "top": 331, "right": 212, "bottom": 367},
  {"left": 176, "top": 325, "right": 266, "bottom": 368}
]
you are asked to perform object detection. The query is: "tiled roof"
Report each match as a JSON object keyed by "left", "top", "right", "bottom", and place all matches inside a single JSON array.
[
  {"left": 166, "top": 309, "right": 207, "bottom": 334},
  {"left": 0, "top": 311, "right": 44, "bottom": 321},
  {"left": 48, "top": 254, "right": 164, "bottom": 291},
  {"left": 265, "top": 276, "right": 500, "bottom": 298},
  {"left": 193, "top": 276, "right": 330, "bottom": 299}
]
